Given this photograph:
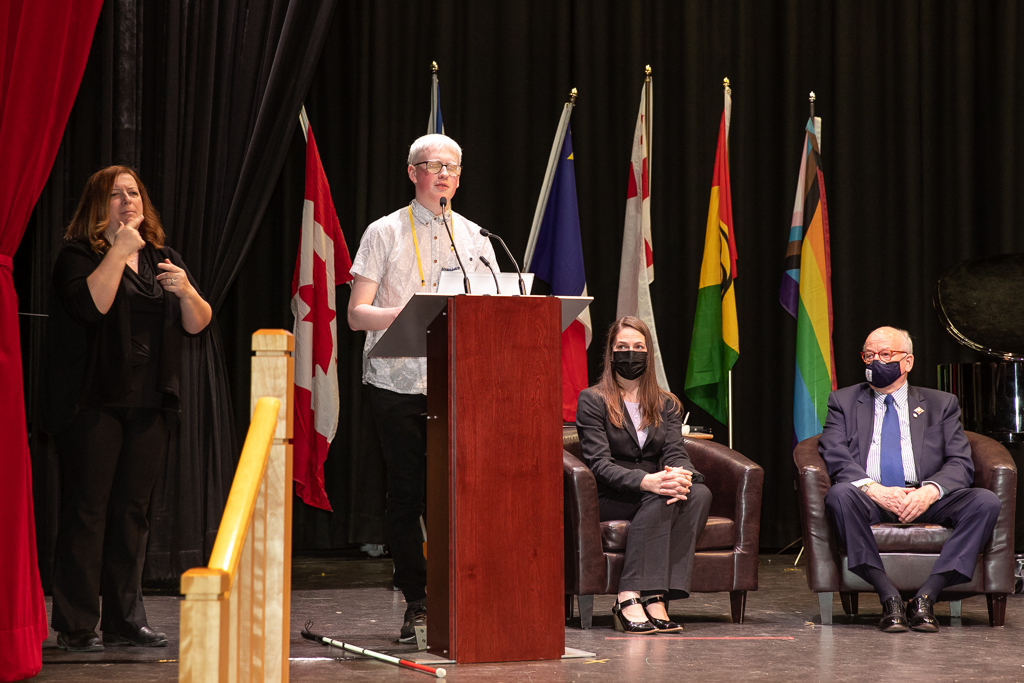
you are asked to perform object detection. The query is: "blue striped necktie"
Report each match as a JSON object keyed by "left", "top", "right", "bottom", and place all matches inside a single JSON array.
[{"left": 879, "top": 394, "right": 905, "bottom": 487}]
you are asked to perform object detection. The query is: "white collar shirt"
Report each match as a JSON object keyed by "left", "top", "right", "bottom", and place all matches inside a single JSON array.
[{"left": 349, "top": 199, "right": 498, "bottom": 395}]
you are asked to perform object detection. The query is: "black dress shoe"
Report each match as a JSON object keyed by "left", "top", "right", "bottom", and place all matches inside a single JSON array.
[
  {"left": 611, "top": 597, "right": 657, "bottom": 634},
  {"left": 57, "top": 629, "right": 103, "bottom": 652},
  {"left": 398, "top": 600, "right": 427, "bottom": 644},
  {"left": 640, "top": 594, "right": 683, "bottom": 633},
  {"left": 878, "top": 597, "right": 909, "bottom": 633},
  {"left": 907, "top": 595, "right": 940, "bottom": 633},
  {"left": 103, "top": 625, "right": 169, "bottom": 647}
]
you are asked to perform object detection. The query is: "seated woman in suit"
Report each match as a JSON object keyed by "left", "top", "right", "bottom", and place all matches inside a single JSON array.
[{"left": 575, "top": 316, "right": 711, "bottom": 633}]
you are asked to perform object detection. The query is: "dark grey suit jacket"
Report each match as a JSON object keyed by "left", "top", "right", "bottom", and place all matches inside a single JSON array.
[
  {"left": 575, "top": 387, "right": 703, "bottom": 496},
  {"left": 817, "top": 382, "right": 974, "bottom": 493}
]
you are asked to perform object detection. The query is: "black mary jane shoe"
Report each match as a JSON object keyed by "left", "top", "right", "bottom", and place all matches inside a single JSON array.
[
  {"left": 878, "top": 596, "right": 909, "bottom": 633},
  {"left": 640, "top": 594, "right": 684, "bottom": 633},
  {"left": 57, "top": 629, "right": 103, "bottom": 652},
  {"left": 102, "top": 625, "right": 169, "bottom": 647},
  {"left": 611, "top": 597, "right": 658, "bottom": 634},
  {"left": 906, "top": 595, "right": 939, "bottom": 633}
]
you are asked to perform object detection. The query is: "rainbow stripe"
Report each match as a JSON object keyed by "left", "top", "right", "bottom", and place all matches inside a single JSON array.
[{"left": 781, "top": 119, "right": 835, "bottom": 442}]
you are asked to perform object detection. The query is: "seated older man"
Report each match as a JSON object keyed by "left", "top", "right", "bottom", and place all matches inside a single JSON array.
[{"left": 818, "top": 326, "right": 1001, "bottom": 633}]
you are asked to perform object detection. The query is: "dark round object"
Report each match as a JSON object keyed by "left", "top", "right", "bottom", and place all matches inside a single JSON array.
[{"left": 934, "top": 253, "right": 1024, "bottom": 360}]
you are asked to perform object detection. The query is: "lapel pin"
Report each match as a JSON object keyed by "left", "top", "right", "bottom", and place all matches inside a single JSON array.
[{"left": 913, "top": 407, "right": 924, "bottom": 417}]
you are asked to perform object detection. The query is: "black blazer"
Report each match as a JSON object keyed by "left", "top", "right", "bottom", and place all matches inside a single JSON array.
[
  {"left": 575, "top": 387, "right": 704, "bottom": 498},
  {"left": 43, "top": 240, "right": 203, "bottom": 432}
]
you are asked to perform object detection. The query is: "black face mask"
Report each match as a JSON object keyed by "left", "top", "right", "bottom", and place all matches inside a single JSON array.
[
  {"left": 612, "top": 351, "right": 648, "bottom": 381},
  {"left": 865, "top": 359, "right": 904, "bottom": 388}
]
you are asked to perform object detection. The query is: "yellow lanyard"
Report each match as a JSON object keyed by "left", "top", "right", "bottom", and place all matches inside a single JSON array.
[{"left": 407, "top": 205, "right": 426, "bottom": 288}]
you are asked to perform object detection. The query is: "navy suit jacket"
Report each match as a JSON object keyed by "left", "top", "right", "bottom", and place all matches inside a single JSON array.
[
  {"left": 575, "top": 387, "right": 703, "bottom": 496},
  {"left": 818, "top": 382, "right": 974, "bottom": 493}
]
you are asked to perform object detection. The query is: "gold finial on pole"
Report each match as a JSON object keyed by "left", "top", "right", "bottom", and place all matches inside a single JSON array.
[
  {"left": 809, "top": 91, "right": 816, "bottom": 118},
  {"left": 723, "top": 77, "right": 731, "bottom": 95},
  {"left": 645, "top": 64, "right": 652, "bottom": 76},
  {"left": 431, "top": 61, "right": 438, "bottom": 73},
  {"left": 569, "top": 88, "right": 578, "bottom": 105}
]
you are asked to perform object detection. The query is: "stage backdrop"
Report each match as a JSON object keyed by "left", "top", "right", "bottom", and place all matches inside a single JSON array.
[{"left": 18, "top": 0, "right": 1024, "bottom": 570}]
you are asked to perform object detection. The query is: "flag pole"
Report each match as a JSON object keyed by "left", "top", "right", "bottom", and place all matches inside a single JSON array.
[
  {"left": 524, "top": 88, "right": 577, "bottom": 268},
  {"left": 645, "top": 65, "right": 652, "bottom": 187},
  {"left": 723, "top": 77, "right": 734, "bottom": 450},
  {"left": 299, "top": 105, "right": 309, "bottom": 143},
  {"left": 809, "top": 90, "right": 815, "bottom": 119}
]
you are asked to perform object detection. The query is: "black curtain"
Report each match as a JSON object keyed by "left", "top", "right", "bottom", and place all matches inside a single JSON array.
[
  {"left": 229, "top": 0, "right": 1024, "bottom": 552},
  {"left": 21, "top": 0, "right": 1024, "bottom": 563},
  {"left": 18, "top": 0, "right": 338, "bottom": 585}
]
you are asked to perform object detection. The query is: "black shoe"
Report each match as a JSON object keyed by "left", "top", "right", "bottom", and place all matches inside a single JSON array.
[
  {"left": 879, "top": 596, "right": 909, "bottom": 633},
  {"left": 611, "top": 597, "right": 657, "bottom": 634},
  {"left": 907, "top": 595, "right": 940, "bottom": 633},
  {"left": 57, "top": 629, "right": 103, "bottom": 652},
  {"left": 640, "top": 594, "right": 683, "bottom": 633},
  {"left": 102, "top": 625, "right": 169, "bottom": 647},
  {"left": 398, "top": 600, "right": 427, "bottom": 644}
]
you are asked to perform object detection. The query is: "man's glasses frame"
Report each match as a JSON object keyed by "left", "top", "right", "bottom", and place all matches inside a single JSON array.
[
  {"left": 860, "top": 350, "right": 910, "bottom": 363},
  {"left": 412, "top": 160, "right": 462, "bottom": 177}
]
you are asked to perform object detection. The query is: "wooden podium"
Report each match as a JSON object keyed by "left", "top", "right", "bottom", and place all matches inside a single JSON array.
[{"left": 370, "top": 293, "right": 589, "bottom": 663}]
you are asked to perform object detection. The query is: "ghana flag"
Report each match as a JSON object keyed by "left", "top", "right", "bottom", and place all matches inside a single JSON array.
[
  {"left": 684, "top": 87, "right": 739, "bottom": 425},
  {"left": 780, "top": 117, "right": 835, "bottom": 443}
]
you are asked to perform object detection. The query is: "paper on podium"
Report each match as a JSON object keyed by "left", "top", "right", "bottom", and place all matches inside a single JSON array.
[{"left": 367, "top": 293, "right": 592, "bottom": 358}]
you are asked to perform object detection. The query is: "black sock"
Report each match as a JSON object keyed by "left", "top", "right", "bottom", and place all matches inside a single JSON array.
[
  {"left": 915, "top": 571, "right": 957, "bottom": 600},
  {"left": 864, "top": 566, "right": 900, "bottom": 603}
]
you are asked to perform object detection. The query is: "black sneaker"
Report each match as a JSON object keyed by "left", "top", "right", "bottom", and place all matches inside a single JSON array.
[{"left": 398, "top": 600, "right": 427, "bottom": 643}]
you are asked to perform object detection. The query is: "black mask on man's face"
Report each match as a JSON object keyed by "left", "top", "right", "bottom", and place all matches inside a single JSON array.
[
  {"left": 865, "top": 359, "right": 903, "bottom": 388},
  {"left": 612, "top": 351, "right": 648, "bottom": 381}
]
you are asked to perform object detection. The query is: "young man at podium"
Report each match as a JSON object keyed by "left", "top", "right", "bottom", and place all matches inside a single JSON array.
[{"left": 347, "top": 133, "right": 497, "bottom": 642}]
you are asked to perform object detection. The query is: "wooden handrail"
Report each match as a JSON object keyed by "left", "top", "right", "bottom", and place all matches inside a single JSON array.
[
  {"left": 180, "top": 329, "right": 294, "bottom": 683},
  {"left": 207, "top": 396, "right": 280, "bottom": 584}
]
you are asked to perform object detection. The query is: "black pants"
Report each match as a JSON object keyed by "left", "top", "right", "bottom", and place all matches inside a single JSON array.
[
  {"left": 368, "top": 385, "right": 428, "bottom": 603},
  {"left": 51, "top": 407, "right": 168, "bottom": 634},
  {"left": 825, "top": 484, "right": 1001, "bottom": 585},
  {"left": 599, "top": 483, "right": 712, "bottom": 598}
]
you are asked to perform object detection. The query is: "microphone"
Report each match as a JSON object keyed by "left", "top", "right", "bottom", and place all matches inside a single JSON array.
[
  {"left": 479, "top": 255, "right": 500, "bottom": 294},
  {"left": 438, "top": 197, "right": 470, "bottom": 294},
  {"left": 479, "top": 228, "right": 526, "bottom": 295}
]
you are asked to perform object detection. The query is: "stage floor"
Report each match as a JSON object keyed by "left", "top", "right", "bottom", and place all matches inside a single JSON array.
[{"left": 35, "top": 554, "right": 1024, "bottom": 681}]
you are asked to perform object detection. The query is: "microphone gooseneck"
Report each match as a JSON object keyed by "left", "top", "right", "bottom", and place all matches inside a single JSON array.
[
  {"left": 479, "top": 228, "right": 526, "bottom": 295},
  {"left": 438, "top": 197, "right": 470, "bottom": 294},
  {"left": 479, "top": 255, "right": 501, "bottom": 294}
]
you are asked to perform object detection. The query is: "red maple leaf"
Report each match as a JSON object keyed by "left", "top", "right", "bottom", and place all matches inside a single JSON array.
[{"left": 297, "top": 250, "right": 336, "bottom": 377}]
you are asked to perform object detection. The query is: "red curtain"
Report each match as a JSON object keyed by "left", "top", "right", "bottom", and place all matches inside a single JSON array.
[{"left": 0, "top": 1, "right": 102, "bottom": 679}]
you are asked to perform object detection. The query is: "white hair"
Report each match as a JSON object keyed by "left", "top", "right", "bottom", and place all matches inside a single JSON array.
[
  {"left": 863, "top": 326, "right": 914, "bottom": 355},
  {"left": 407, "top": 134, "right": 462, "bottom": 166}
]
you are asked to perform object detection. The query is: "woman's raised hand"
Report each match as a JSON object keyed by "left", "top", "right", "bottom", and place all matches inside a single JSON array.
[{"left": 111, "top": 213, "right": 145, "bottom": 257}]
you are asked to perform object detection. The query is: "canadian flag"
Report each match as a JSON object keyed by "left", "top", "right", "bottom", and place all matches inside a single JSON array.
[
  {"left": 616, "top": 76, "right": 670, "bottom": 390},
  {"left": 290, "top": 121, "right": 353, "bottom": 511}
]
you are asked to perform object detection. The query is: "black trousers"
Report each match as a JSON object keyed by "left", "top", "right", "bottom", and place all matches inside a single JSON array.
[
  {"left": 599, "top": 483, "right": 712, "bottom": 598},
  {"left": 367, "top": 385, "right": 428, "bottom": 603},
  {"left": 51, "top": 407, "right": 168, "bottom": 633},
  {"left": 825, "top": 483, "right": 1001, "bottom": 585}
]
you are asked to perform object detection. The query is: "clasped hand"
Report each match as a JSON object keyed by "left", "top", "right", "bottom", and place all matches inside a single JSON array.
[
  {"left": 641, "top": 466, "right": 693, "bottom": 505},
  {"left": 866, "top": 483, "right": 940, "bottom": 522}
]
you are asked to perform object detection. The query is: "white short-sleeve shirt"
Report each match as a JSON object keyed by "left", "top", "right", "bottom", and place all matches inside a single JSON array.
[{"left": 350, "top": 200, "right": 498, "bottom": 395}]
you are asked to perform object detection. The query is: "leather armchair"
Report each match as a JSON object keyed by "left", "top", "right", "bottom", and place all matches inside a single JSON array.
[
  {"left": 794, "top": 432, "right": 1016, "bottom": 626},
  {"left": 562, "top": 425, "right": 763, "bottom": 628}
]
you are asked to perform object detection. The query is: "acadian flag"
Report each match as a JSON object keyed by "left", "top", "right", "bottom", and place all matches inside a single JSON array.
[
  {"left": 684, "top": 83, "right": 739, "bottom": 425},
  {"left": 617, "top": 73, "right": 669, "bottom": 390},
  {"left": 524, "top": 97, "right": 591, "bottom": 423},
  {"left": 291, "top": 110, "right": 354, "bottom": 510},
  {"left": 428, "top": 61, "right": 443, "bottom": 134},
  {"left": 780, "top": 117, "right": 835, "bottom": 443}
]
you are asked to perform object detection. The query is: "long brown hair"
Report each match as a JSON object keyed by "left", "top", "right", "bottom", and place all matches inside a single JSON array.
[
  {"left": 64, "top": 166, "right": 165, "bottom": 253},
  {"left": 593, "top": 316, "right": 681, "bottom": 430}
]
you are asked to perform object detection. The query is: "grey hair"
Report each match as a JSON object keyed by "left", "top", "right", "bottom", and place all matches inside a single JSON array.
[
  {"left": 863, "top": 326, "right": 914, "bottom": 355},
  {"left": 407, "top": 134, "right": 463, "bottom": 165}
]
